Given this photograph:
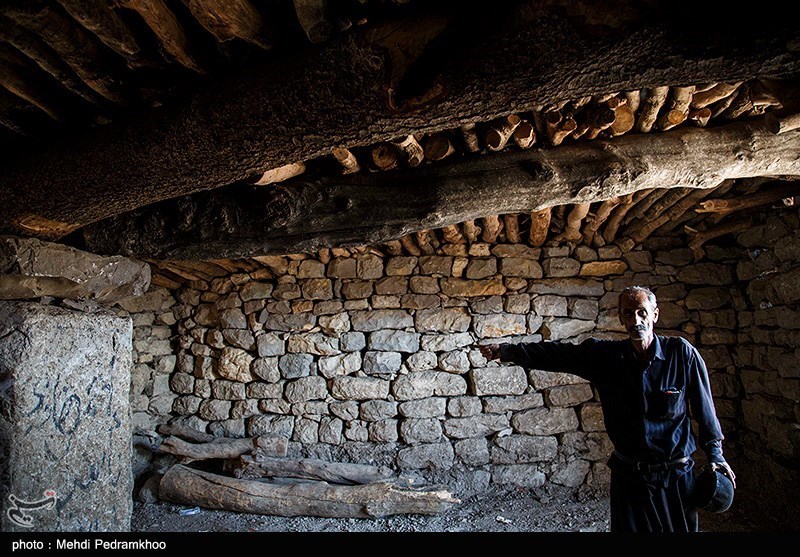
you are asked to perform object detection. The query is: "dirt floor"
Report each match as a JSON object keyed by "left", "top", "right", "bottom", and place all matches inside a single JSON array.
[{"left": 130, "top": 483, "right": 749, "bottom": 534}]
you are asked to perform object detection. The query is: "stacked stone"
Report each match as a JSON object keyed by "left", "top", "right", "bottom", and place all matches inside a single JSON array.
[
  {"left": 157, "top": 243, "right": 617, "bottom": 490},
  {"left": 131, "top": 211, "right": 800, "bottom": 492},
  {"left": 732, "top": 208, "right": 800, "bottom": 462},
  {"left": 116, "top": 287, "right": 179, "bottom": 433}
]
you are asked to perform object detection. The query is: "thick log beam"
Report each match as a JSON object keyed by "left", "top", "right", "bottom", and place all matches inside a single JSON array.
[
  {"left": 3, "top": 2, "right": 799, "bottom": 238},
  {"left": 83, "top": 119, "right": 800, "bottom": 259},
  {"left": 159, "top": 464, "right": 459, "bottom": 518}
]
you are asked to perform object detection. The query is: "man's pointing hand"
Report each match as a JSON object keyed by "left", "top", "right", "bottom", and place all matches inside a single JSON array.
[{"left": 478, "top": 344, "right": 501, "bottom": 361}]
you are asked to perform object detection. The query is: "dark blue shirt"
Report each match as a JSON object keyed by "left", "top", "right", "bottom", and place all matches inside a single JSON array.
[{"left": 499, "top": 335, "right": 725, "bottom": 464}]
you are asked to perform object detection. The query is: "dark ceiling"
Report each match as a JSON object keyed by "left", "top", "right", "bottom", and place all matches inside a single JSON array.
[{"left": 1, "top": 0, "right": 799, "bottom": 265}]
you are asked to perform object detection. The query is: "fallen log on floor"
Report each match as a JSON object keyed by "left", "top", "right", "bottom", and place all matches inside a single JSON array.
[
  {"left": 233, "top": 454, "right": 396, "bottom": 485},
  {"left": 159, "top": 464, "right": 459, "bottom": 518},
  {"left": 156, "top": 424, "right": 216, "bottom": 443},
  {"left": 156, "top": 424, "right": 289, "bottom": 458},
  {"left": 158, "top": 436, "right": 256, "bottom": 461}
]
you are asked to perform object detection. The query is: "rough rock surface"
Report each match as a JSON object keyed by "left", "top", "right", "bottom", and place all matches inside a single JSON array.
[
  {"left": 0, "top": 236, "right": 150, "bottom": 302},
  {"left": 0, "top": 301, "right": 133, "bottom": 531}
]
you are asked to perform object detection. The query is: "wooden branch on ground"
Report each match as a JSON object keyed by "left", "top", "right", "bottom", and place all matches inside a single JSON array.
[
  {"left": 158, "top": 436, "right": 256, "bottom": 461},
  {"left": 159, "top": 464, "right": 459, "bottom": 518},
  {"left": 155, "top": 424, "right": 288, "bottom": 457},
  {"left": 156, "top": 424, "right": 216, "bottom": 443},
  {"left": 233, "top": 454, "right": 396, "bottom": 484}
]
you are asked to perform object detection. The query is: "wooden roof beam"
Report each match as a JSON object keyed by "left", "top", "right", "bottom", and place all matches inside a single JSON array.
[{"left": 81, "top": 118, "right": 800, "bottom": 259}]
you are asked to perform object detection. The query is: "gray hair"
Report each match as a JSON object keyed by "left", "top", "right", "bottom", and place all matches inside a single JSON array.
[{"left": 619, "top": 285, "right": 657, "bottom": 310}]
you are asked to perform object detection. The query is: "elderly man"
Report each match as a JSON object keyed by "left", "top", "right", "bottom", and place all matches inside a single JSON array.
[{"left": 479, "top": 285, "right": 735, "bottom": 533}]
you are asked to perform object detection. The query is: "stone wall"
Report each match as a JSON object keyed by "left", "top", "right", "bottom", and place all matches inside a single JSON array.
[
  {"left": 123, "top": 206, "right": 799, "bottom": 512},
  {"left": 728, "top": 207, "right": 800, "bottom": 525},
  {"left": 120, "top": 241, "right": 726, "bottom": 496}
]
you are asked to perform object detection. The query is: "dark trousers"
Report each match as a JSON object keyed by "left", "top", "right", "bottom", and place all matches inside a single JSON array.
[{"left": 609, "top": 464, "right": 698, "bottom": 533}]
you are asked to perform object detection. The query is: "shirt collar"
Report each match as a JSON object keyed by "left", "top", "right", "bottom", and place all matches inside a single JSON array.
[{"left": 651, "top": 335, "right": 665, "bottom": 361}]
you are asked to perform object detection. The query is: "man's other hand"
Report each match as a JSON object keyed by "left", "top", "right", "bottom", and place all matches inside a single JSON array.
[
  {"left": 711, "top": 461, "right": 737, "bottom": 489},
  {"left": 478, "top": 344, "right": 500, "bottom": 361}
]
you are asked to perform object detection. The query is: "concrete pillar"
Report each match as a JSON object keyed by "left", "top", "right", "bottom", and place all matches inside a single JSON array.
[{"left": 0, "top": 302, "right": 133, "bottom": 531}]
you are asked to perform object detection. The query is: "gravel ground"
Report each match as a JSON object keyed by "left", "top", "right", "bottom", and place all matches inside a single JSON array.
[{"left": 130, "top": 483, "right": 749, "bottom": 534}]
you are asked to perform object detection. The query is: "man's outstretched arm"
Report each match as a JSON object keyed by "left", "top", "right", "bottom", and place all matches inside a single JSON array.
[{"left": 478, "top": 340, "right": 600, "bottom": 382}]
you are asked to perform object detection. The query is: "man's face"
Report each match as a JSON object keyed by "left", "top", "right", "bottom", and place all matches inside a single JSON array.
[{"left": 618, "top": 291, "right": 659, "bottom": 342}]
